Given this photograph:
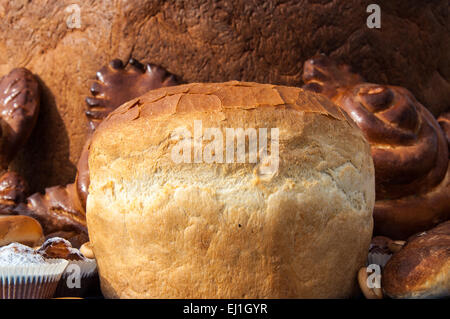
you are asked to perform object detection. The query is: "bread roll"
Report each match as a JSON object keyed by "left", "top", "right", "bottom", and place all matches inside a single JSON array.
[
  {"left": 302, "top": 55, "right": 450, "bottom": 239},
  {"left": 87, "top": 81, "right": 375, "bottom": 298},
  {"left": 0, "top": 215, "right": 44, "bottom": 247},
  {"left": 382, "top": 221, "right": 450, "bottom": 299}
]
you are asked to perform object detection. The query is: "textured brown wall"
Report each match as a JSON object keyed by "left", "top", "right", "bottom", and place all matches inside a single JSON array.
[{"left": 0, "top": 0, "right": 448, "bottom": 193}]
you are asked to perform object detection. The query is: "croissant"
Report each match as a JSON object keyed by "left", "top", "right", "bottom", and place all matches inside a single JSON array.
[{"left": 302, "top": 54, "right": 449, "bottom": 239}]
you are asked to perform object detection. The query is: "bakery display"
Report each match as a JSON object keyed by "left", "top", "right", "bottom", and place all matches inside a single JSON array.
[
  {"left": 302, "top": 54, "right": 450, "bottom": 239},
  {"left": 382, "top": 221, "right": 450, "bottom": 299},
  {"left": 2, "top": 1, "right": 448, "bottom": 193},
  {"left": 87, "top": 81, "right": 375, "bottom": 298},
  {"left": 0, "top": 1, "right": 446, "bottom": 301},
  {"left": 0, "top": 242, "right": 68, "bottom": 299},
  {"left": 0, "top": 215, "right": 44, "bottom": 247}
]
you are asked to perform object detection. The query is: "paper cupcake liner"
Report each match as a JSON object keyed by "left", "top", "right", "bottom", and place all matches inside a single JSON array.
[
  {"left": 367, "top": 252, "right": 392, "bottom": 268},
  {"left": 0, "top": 259, "right": 68, "bottom": 299},
  {"left": 54, "top": 258, "right": 97, "bottom": 297}
]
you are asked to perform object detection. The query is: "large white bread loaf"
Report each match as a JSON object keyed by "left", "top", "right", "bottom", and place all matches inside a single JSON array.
[{"left": 87, "top": 81, "right": 375, "bottom": 298}]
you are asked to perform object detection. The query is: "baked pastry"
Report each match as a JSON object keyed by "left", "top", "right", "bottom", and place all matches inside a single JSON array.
[
  {"left": 0, "top": 68, "right": 39, "bottom": 216},
  {"left": 0, "top": 215, "right": 44, "bottom": 247},
  {"left": 0, "top": 242, "right": 68, "bottom": 299},
  {"left": 37, "top": 237, "right": 85, "bottom": 260},
  {"left": 87, "top": 81, "right": 375, "bottom": 298},
  {"left": 382, "top": 221, "right": 450, "bottom": 299},
  {"left": 14, "top": 183, "right": 87, "bottom": 240},
  {"left": 3, "top": 1, "right": 448, "bottom": 191},
  {"left": 0, "top": 171, "right": 28, "bottom": 215},
  {"left": 0, "top": 68, "right": 40, "bottom": 169},
  {"left": 44, "top": 231, "right": 89, "bottom": 250},
  {"left": 302, "top": 54, "right": 450, "bottom": 239},
  {"left": 37, "top": 237, "right": 97, "bottom": 298},
  {"left": 86, "top": 58, "right": 177, "bottom": 131}
]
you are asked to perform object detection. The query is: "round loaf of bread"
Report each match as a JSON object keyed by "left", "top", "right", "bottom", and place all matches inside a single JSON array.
[{"left": 87, "top": 81, "right": 375, "bottom": 298}]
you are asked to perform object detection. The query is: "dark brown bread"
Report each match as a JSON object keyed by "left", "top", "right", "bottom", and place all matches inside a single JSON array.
[
  {"left": 302, "top": 54, "right": 450, "bottom": 239},
  {"left": 1, "top": 0, "right": 448, "bottom": 191}
]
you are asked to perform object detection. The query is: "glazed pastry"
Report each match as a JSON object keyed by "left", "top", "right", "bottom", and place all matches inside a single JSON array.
[
  {"left": 302, "top": 54, "right": 450, "bottom": 239},
  {"left": 0, "top": 68, "right": 40, "bottom": 215},
  {"left": 382, "top": 221, "right": 450, "bottom": 299},
  {"left": 0, "top": 171, "right": 28, "bottom": 215},
  {"left": 86, "top": 58, "right": 177, "bottom": 131},
  {"left": 44, "top": 231, "right": 89, "bottom": 250},
  {"left": 0, "top": 68, "right": 40, "bottom": 168},
  {"left": 14, "top": 183, "right": 87, "bottom": 238},
  {"left": 37, "top": 237, "right": 85, "bottom": 261}
]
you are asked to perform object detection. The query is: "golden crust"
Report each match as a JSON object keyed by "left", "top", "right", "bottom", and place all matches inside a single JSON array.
[
  {"left": 382, "top": 221, "right": 450, "bottom": 299},
  {"left": 95, "top": 81, "right": 358, "bottom": 133},
  {"left": 0, "top": 215, "right": 44, "bottom": 247},
  {"left": 87, "top": 81, "right": 375, "bottom": 298}
]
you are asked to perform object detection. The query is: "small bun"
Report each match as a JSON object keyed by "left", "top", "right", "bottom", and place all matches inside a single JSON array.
[
  {"left": 0, "top": 215, "right": 44, "bottom": 247},
  {"left": 382, "top": 221, "right": 450, "bottom": 299}
]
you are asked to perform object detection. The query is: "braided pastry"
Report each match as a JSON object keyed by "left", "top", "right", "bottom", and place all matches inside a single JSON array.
[{"left": 303, "top": 54, "right": 450, "bottom": 239}]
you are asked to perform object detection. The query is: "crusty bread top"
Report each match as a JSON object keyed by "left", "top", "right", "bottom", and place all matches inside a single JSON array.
[{"left": 94, "top": 81, "right": 358, "bottom": 134}]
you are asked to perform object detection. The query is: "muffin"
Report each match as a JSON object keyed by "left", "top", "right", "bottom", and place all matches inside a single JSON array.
[
  {"left": 0, "top": 242, "right": 68, "bottom": 299},
  {"left": 37, "top": 237, "right": 97, "bottom": 297}
]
